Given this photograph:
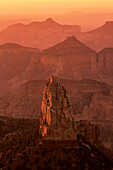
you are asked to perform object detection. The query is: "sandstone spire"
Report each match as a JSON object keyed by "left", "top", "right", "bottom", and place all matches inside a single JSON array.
[{"left": 39, "top": 75, "right": 77, "bottom": 140}]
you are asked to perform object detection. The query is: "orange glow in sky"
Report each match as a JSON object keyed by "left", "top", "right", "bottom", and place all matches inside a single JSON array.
[{"left": 0, "top": 0, "right": 113, "bottom": 15}]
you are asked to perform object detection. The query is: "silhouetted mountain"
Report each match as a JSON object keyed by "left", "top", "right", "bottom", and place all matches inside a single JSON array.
[
  {"left": 0, "top": 18, "right": 81, "bottom": 49},
  {"left": 78, "top": 21, "right": 113, "bottom": 51}
]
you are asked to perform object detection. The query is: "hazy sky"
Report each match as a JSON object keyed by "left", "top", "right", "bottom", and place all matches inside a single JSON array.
[{"left": 1, "top": 0, "right": 113, "bottom": 15}]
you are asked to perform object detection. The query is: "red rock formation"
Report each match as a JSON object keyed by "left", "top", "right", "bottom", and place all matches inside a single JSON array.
[{"left": 39, "top": 76, "right": 77, "bottom": 140}]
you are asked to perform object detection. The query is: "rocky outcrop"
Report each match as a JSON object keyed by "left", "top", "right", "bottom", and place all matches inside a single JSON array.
[
  {"left": 39, "top": 76, "right": 77, "bottom": 140},
  {"left": 75, "top": 92, "right": 113, "bottom": 150},
  {"left": 77, "top": 120, "right": 101, "bottom": 145}
]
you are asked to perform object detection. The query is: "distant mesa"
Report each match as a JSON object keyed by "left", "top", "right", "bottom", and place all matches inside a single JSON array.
[
  {"left": 105, "top": 21, "right": 113, "bottom": 26},
  {"left": 0, "top": 43, "right": 22, "bottom": 49},
  {"left": 98, "top": 47, "right": 113, "bottom": 54},
  {"left": 97, "top": 21, "right": 113, "bottom": 32},
  {"left": 0, "top": 43, "right": 40, "bottom": 51},
  {"left": 84, "top": 21, "right": 113, "bottom": 33}
]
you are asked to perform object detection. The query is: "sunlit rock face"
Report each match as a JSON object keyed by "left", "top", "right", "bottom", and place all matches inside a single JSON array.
[{"left": 39, "top": 75, "right": 77, "bottom": 140}]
